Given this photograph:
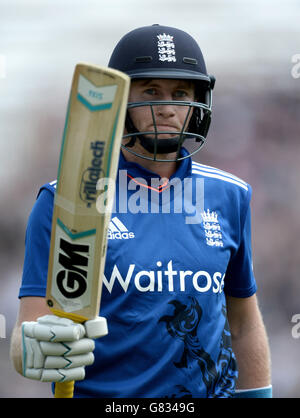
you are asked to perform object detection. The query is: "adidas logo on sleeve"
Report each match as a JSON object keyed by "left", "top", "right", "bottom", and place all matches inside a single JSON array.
[{"left": 108, "top": 217, "right": 135, "bottom": 240}]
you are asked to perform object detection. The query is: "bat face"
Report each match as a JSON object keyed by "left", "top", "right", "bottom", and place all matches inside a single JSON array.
[
  {"left": 46, "top": 63, "right": 130, "bottom": 324},
  {"left": 48, "top": 220, "right": 98, "bottom": 322}
]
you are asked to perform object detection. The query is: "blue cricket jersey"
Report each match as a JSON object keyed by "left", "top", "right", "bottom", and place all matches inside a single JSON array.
[{"left": 19, "top": 148, "right": 257, "bottom": 398}]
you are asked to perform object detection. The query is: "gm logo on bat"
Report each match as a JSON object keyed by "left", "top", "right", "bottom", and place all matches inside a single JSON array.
[
  {"left": 80, "top": 141, "right": 105, "bottom": 207},
  {"left": 56, "top": 238, "right": 90, "bottom": 299},
  {"left": 50, "top": 220, "right": 96, "bottom": 312}
]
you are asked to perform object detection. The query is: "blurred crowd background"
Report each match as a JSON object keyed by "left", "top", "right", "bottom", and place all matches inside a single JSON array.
[{"left": 1, "top": 0, "right": 299, "bottom": 398}]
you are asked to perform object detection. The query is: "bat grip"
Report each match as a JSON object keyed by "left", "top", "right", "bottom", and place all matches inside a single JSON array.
[{"left": 54, "top": 381, "right": 75, "bottom": 398}]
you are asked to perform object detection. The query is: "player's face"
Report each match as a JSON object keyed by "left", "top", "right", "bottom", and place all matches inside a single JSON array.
[{"left": 127, "top": 78, "right": 195, "bottom": 141}]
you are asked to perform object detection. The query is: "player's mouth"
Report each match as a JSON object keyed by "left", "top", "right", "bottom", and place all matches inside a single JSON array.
[
  {"left": 153, "top": 124, "right": 179, "bottom": 131},
  {"left": 146, "top": 124, "right": 181, "bottom": 138}
]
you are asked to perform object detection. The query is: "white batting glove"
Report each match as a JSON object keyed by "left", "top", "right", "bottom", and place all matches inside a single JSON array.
[{"left": 21, "top": 315, "right": 108, "bottom": 382}]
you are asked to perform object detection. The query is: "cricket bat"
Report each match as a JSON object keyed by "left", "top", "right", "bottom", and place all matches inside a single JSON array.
[{"left": 46, "top": 63, "right": 130, "bottom": 398}]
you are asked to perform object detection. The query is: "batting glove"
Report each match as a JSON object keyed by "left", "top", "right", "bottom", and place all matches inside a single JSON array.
[{"left": 21, "top": 314, "right": 107, "bottom": 382}]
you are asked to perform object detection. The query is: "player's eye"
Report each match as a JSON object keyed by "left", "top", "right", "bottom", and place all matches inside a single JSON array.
[
  {"left": 173, "top": 90, "right": 191, "bottom": 100},
  {"left": 143, "top": 88, "right": 157, "bottom": 96}
]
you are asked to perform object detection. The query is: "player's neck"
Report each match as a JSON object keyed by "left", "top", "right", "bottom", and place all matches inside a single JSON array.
[{"left": 122, "top": 148, "right": 177, "bottom": 178}]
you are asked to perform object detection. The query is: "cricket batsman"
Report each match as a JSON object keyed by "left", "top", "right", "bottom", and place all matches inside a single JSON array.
[{"left": 10, "top": 24, "right": 272, "bottom": 398}]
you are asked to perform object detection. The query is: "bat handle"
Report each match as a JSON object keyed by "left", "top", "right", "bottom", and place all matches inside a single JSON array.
[{"left": 54, "top": 381, "right": 75, "bottom": 398}]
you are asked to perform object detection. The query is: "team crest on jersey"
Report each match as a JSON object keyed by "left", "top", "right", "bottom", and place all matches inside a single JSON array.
[
  {"left": 157, "top": 33, "right": 176, "bottom": 62},
  {"left": 201, "top": 209, "right": 223, "bottom": 247}
]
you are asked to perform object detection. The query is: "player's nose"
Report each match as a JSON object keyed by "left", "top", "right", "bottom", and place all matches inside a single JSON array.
[{"left": 155, "top": 100, "right": 176, "bottom": 118}]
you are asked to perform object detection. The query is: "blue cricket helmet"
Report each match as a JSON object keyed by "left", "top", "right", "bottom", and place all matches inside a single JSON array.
[
  {"left": 109, "top": 24, "right": 213, "bottom": 85},
  {"left": 108, "top": 24, "right": 215, "bottom": 162}
]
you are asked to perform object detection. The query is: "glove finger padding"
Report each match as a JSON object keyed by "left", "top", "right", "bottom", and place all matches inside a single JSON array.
[
  {"left": 40, "top": 338, "right": 95, "bottom": 356},
  {"left": 44, "top": 353, "right": 94, "bottom": 369},
  {"left": 23, "top": 315, "right": 85, "bottom": 342},
  {"left": 44, "top": 352, "right": 94, "bottom": 369},
  {"left": 23, "top": 336, "right": 44, "bottom": 369},
  {"left": 41, "top": 367, "right": 86, "bottom": 382},
  {"left": 84, "top": 316, "right": 108, "bottom": 339}
]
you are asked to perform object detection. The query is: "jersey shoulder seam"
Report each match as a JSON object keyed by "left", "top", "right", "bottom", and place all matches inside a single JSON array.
[
  {"left": 38, "top": 180, "right": 57, "bottom": 197},
  {"left": 191, "top": 161, "right": 249, "bottom": 191}
]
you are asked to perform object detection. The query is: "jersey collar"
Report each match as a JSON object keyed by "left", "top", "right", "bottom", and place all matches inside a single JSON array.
[{"left": 118, "top": 147, "right": 192, "bottom": 183}]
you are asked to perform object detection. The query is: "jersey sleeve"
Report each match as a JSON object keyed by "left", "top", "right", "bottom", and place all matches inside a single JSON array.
[
  {"left": 223, "top": 188, "right": 257, "bottom": 298},
  {"left": 19, "top": 185, "right": 54, "bottom": 298}
]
